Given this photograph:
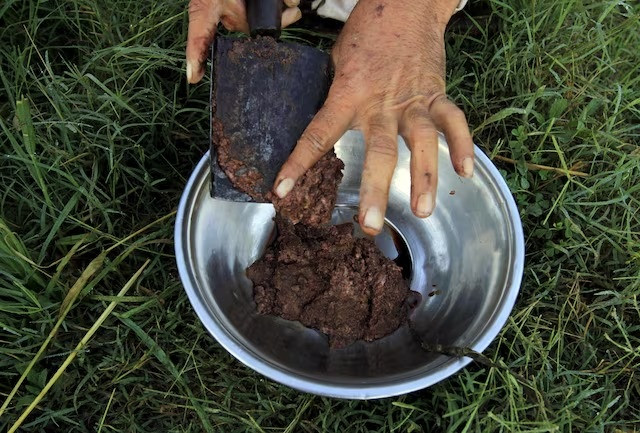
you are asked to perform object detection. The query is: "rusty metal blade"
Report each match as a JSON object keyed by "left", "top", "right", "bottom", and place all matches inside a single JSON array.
[{"left": 210, "top": 36, "right": 331, "bottom": 202}]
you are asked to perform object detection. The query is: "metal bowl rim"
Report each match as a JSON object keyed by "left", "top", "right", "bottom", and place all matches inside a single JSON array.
[{"left": 174, "top": 142, "right": 524, "bottom": 399}]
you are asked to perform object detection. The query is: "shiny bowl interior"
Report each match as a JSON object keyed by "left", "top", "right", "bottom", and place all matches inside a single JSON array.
[{"left": 175, "top": 131, "right": 524, "bottom": 399}]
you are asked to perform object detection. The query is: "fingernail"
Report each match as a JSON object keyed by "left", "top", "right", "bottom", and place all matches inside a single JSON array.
[
  {"left": 462, "top": 157, "right": 474, "bottom": 178},
  {"left": 275, "top": 178, "right": 295, "bottom": 198},
  {"left": 363, "top": 207, "right": 384, "bottom": 232},
  {"left": 186, "top": 61, "right": 194, "bottom": 83},
  {"left": 417, "top": 193, "right": 434, "bottom": 217}
]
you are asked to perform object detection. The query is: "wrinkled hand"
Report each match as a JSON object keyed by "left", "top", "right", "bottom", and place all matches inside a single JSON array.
[
  {"left": 274, "top": 0, "right": 474, "bottom": 236},
  {"left": 186, "top": 0, "right": 302, "bottom": 83}
]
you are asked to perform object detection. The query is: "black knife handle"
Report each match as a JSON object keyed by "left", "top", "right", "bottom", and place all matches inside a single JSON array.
[{"left": 247, "top": 0, "right": 283, "bottom": 38}]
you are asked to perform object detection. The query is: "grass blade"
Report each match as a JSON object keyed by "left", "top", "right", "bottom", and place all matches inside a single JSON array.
[
  {"left": 117, "top": 316, "right": 215, "bottom": 433},
  {"left": 58, "top": 251, "right": 107, "bottom": 317},
  {"left": 15, "top": 98, "right": 54, "bottom": 211},
  {"left": 0, "top": 251, "right": 106, "bottom": 417},
  {"left": 7, "top": 259, "right": 150, "bottom": 433}
]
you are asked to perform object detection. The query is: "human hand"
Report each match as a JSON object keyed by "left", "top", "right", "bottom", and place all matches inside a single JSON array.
[
  {"left": 273, "top": 0, "right": 474, "bottom": 236},
  {"left": 186, "top": 0, "right": 302, "bottom": 84}
]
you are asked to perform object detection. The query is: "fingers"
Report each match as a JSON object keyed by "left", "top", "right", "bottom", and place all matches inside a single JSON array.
[
  {"left": 273, "top": 95, "right": 354, "bottom": 198},
  {"left": 359, "top": 115, "right": 398, "bottom": 236},
  {"left": 400, "top": 104, "right": 439, "bottom": 218},
  {"left": 187, "top": 1, "right": 301, "bottom": 84},
  {"left": 186, "top": 0, "right": 220, "bottom": 84},
  {"left": 429, "top": 95, "right": 474, "bottom": 178},
  {"left": 282, "top": 6, "right": 302, "bottom": 28},
  {"left": 219, "top": 1, "right": 249, "bottom": 33},
  {"left": 220, "top": 5, "right": 299, "bottom": 32}
]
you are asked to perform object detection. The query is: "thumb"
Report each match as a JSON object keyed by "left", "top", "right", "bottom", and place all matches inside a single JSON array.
[
  {"left": 273, "top": 94, "right": 354, "bottom": 198},
  {"left": 186, "top": 0, "right": 221, "bottom": 84}
]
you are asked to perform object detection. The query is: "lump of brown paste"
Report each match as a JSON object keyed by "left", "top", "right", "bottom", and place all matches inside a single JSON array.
[
  {"left": 216, "top": 121, "right": 344, "bottom": 226},
  {"left": 269, "top": 152, "right": 344, "bottom": 226},
  {"left": 247, "top": 217, "right": 413, "bottom": 348}
]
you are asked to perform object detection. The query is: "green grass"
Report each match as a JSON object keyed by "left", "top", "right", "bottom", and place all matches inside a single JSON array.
[{"left": 1, "top": 0, "right": 639, "bottom": 431}]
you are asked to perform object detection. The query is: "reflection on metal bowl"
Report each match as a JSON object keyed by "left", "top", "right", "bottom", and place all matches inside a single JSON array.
[{"left": 175, "top": 131, "right": 524, "bottom": 399}]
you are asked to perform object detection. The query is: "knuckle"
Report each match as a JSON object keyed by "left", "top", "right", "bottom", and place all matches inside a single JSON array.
[
  {"left": 317, "top": 100, "right": 348, "bottom": 128},
  {"left": 424, "top": 73, "right": 447, "bottom": 91},
  {"left": 404, "top": 105, "right": 431, "bottom": 124},
  {"left": 328, "top": 78, "right": 358, "bottom": 105},
  {"left": 360, "top": 179, "right": 389, "bottom": 197},
  {"left": 366, "top": 113, "right": 390, "bottom": 130},
  {"left": 299, "top": 129, "right": 327, "bottom": 156},
  {"left": 428, "top": 94, "right": 461, "bottom": 117},
  {"left": 409, "top": 116, "right": 433, "bottom": 141},
  {"left": 365, "top": 111, "right": 395, "bottom": 132},
  {"left": 367, "top": 135, "right": 398, "bottom": 159},
  {"left": 448, "top": 106, "right": 468, "bottom": 124},
  {"left": 403, "top": 105, "right": 437, "bottom": 142},
  {"left": 426, "top": 93, "right": 448, "bottom": 110}
]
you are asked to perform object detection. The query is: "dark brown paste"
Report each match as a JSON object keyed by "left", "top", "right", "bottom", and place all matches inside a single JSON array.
[
  {"left": 247, "top": 218, "right": 413, "bottom": 348},
  {"left": 215, "top": 114, "right": 344, "bottom": 225},
  {"left": 213, "top": 118, "right": 266, "bottom": 200},
  {"left": 268, "top": 152, "right": 344, "bottom": 226}
]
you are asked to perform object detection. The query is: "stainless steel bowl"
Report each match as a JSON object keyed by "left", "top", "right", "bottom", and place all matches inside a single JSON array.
[{"left": 175, "top": 131, "right": 524, "bottom": 399}]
